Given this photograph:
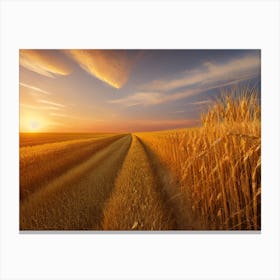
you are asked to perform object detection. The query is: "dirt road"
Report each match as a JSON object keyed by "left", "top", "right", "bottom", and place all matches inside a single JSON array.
[
  {"left": 102, "top": 135, "right": 176, "bottom": 230},
  {"left": 20, "top": 134, "right": 181, "bottom": 230}
]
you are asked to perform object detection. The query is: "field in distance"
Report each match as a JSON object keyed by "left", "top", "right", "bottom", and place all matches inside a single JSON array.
[
  {"left": 20, "top": 93, "right": 261, "bottom": 231},
  {"left": 20, "top": 132, "right": 118, "bottom": 147}
]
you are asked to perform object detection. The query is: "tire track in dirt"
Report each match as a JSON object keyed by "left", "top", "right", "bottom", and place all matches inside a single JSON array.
[
  {"left": 137, "top": 137, "right": 196, "bottom": 230},
  {"left": 20, "top": 135, "right": 132, "bottom": 230},
  {"left": 102, "top": 135, "right": 176, "bottom": 230}
]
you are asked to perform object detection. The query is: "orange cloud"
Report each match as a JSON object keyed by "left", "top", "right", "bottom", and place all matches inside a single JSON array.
[
  {"left": 20, "top": 50, "right": 72, "bottom": 77},
  {"left": 66, "top": 50, "right": 134, "bottom": 89}
]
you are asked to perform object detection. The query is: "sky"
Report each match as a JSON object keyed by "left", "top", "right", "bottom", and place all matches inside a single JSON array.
[{"left": 19, "top": 49, "right": 261, "bottom": 132}]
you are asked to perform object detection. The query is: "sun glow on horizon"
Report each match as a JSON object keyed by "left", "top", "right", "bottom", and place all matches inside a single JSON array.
[
  {"left": 20, "top": 114, "right": 48, "bottom": 133},
  {"left": 28, "top": 120, "right": 41, "bottom": 132}
]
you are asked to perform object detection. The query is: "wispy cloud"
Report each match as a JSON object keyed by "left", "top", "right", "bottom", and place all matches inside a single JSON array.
[
  {"left": 50, "top": 112, "right": 67, "bottom": 117},
  {"left": 20, "top": 103, "right": 61, "bottom": 111},
  {"left": 50, "top": 112, "right": 97, "bottom": 121},
  {"left": 188, "top": 100, "right": 213, "bottom": 105},
  {"left": 110, "top": 54, "right": 260, "bottom": 107},
  {"left": 20, "top": 82, "right": 51, "bottom": 95},
  {"left": 109, "top": 88, "right": 201, "bottom": 107},
  {"left": 20, "top": 104, "right": 39, "bottom": 110},
  {"left": 66, "top": 50, "right": 135, "bottom": 89},
  {"left": 142, "top": 55, "right": 260, "bottom": 92},
  {"left": 20, "top": 50, "right": 72, "bottom": 77},
  {"left": 37, "top": 99, "right": 65, "bottom": 108},
  {"left": 109, "top": 92, "right": 165, "bottom": 107}
]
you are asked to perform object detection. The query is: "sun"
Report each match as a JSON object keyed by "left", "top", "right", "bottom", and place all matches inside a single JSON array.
[
  {"left": 20, "top": 112, "right": 48, "bottom": 133},
  {"left": 28, "top": 120, "right": 41, "bottom": 132},
  {"left": 26, "top": 119, "right": 43, "bottom": 132}
]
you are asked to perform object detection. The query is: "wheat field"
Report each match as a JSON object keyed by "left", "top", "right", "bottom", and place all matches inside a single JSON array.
[
  {"left": 137, "top": 87, "right": 261, "bottom": 230},
  {"left": 20, "top": 88, "right": 261, "bottom": 230}
]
